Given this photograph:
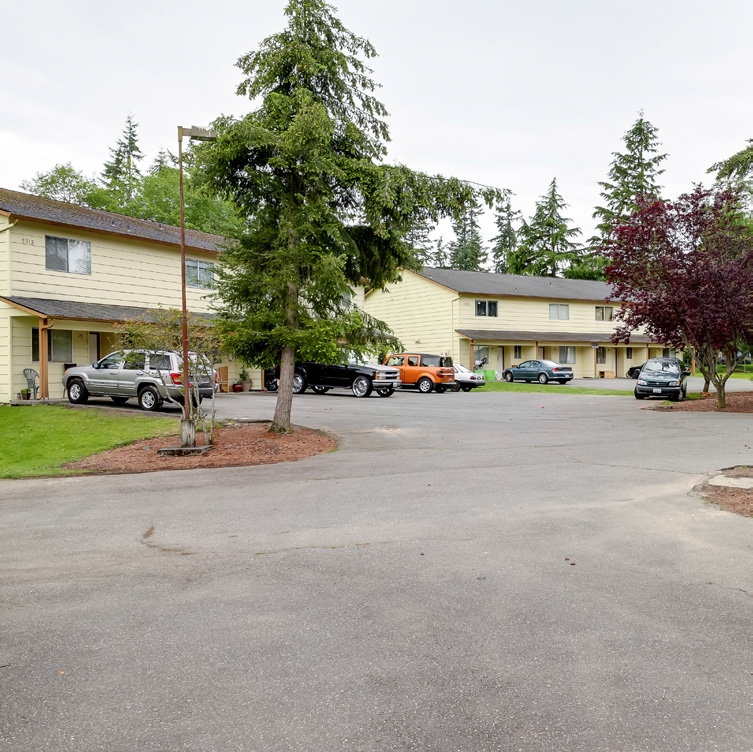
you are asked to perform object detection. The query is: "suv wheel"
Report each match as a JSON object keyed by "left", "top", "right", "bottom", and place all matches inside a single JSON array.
[
  {"left": 538, "top": 373, "right": 549, "bottom": 384},
  {"left": 138, "top": 386, "right": 163, "bottom": 411},
  {"left": 352, "top": 376, "right": 373, "bottom": 398},
  {"left": 376, "top": 387, "right": 394, "bottom": 397},
  {"left": 417, "top": 377, "right": 433, "bottom": 393},
  {"left": 293, "top": 373, "right": 307, "bottom": 394},
  {"left": 67, "top": 378, "right": 89, "bottom": 404}
]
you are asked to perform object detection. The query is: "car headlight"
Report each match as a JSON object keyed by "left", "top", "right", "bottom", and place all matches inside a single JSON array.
[
  {"left": 668, "top": 380, "right": 679, "bottom": 387},
  {"left": 637, "top": 379, "right": 647, "bottom": 386}
]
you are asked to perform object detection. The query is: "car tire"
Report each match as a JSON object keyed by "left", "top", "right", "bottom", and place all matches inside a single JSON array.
[
  {"left": 538, "top": 373, "right": 549, "bottom": 384},
  {"left": 557, "top": 380, "right": 568, "bottom": 385},
  {"left": 311, "top": 386, "right": 329, "bottom": 394},
  {"left": 504, "top": 372, "right": 514, "bottom": 383},
  {"left": 634, "top": 390, "right": 645, "bottom": 400},
  {"left": 451, "top": 383, "right": 461, "bottom": 392},
  {"left": 417, "top": 377, "right": 433, "bottom": 393},
  {"left": 138, "top": 386, "right": 163, "bottom": 411},
  {"left": 67, "top": 378, "right": 89, "bottom": 404},
  {"left": 461, "top": 385, "right": 473, "bottom": 392},
  {"left": 435, "top": 385, "right": 447, "bottom": 393},
  {"left": 352, "top": 375, "right": 372, "bottom": 398},
  {"left": 376, "top": 387, "right": 394, "bottom": 397},
  {"left": 110, "top": 396, "right": 129, "bottom": 406},
  {"left": 265, "top": 379, "right": 278, "bottom": 392},
  {"left": 292, "top": 373, "right": 307, "bottom": 394},
  {"left": 679, "top": 388, "right": 686, "bottom": 401}
]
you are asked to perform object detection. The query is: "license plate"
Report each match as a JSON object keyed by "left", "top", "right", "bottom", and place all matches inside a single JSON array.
[{"left": 653, "top": 388, "right": 662, "bottom": 393}]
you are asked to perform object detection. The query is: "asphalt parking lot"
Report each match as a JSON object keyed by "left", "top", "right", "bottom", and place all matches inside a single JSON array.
[{"left": 2, "top": 388, "right": 752, "bottom": 751}]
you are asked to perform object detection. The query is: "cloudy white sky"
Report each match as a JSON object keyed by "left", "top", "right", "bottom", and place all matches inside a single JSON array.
[{"left": 2, "top": 0, "right": 751, "bottom": 243}]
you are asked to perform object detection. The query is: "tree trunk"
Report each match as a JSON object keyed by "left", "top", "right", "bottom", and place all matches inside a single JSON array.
[
  {"left": 271, "top": 344, "right": 295, "bottom": 433},
  {"left": 702, "top": 375, "right": 711, "bottom": 392}
]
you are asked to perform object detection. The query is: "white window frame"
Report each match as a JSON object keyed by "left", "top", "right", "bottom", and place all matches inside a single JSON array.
[
  {"left": 186, "top": 258, "right": 215, "bottom": 289},
  {"left": 595, "top": 305, "right": 614, "bottom": 321},
  {"left": 45, "top": 235, "right": 91, "bottom": 275},
  {"left": 558, "top": 346, "right": 576, "bottom": 364},
  {"left": 549, "top": 304, "right": 569, "bottom": 320},
  {"left": 475, "top": 300, "right": 498, "bottom": 317}
]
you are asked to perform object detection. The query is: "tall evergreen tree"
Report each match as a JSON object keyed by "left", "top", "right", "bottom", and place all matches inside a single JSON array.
[
  {"left": 432, "top": 237, "right": 449, "bottom": 268},
  {"left": 198, "top": 0, "right": 488, "bottom": 432},
  {"left": 516, "top": 178, "right": 581, "bottom": 277},
  {"left": 593, "top": 111, "right": 667, "bottom": 241},
  {"left": 490, "top": 191, "right": 520, "bottom": 274},
  {"left": 101, "top": 114, "right": 145, "bottom": 209},
  {"left": 448, "top": 198, "right": 487, "bottom": 271}
]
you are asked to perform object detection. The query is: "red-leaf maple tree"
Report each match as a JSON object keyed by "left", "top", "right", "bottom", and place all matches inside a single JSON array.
[{"left": 605, "top": 185, "right": 753, "bottom": 408}]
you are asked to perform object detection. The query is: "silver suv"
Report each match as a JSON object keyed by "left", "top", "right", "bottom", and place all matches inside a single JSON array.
[{"left": 62, "top": 350, "right": 215, "bottom": 411}]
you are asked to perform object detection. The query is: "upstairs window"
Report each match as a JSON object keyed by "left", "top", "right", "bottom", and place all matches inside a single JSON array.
[
  {"left": 549, "top": 304, "right": 569, "bottom": 320},
  {"left": 475, "top": 300, "right": 498, "bottom": 317},
  {"left": 186, "top": 258, "right": 215, "bottom": 289},
  {"left": 595, "top": 305, "right": 614, "bottom": 321},
  {"left": 45, "top": 236, "right": 91, "bottom": 275}
]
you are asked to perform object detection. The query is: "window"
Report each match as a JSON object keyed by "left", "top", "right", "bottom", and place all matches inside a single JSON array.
[
  {"left": 559, "top": 346, "right": 576, "bottom": 364},
  {"left": 407, "top": 356, "right": 419, "bottom": 366},
  {"left": 32, "top": 328, "right": 73, "bottom": 362},
  {"left": 186, "top": 258, "right": 215, "bottom": 289},
  {"left": 549, "top": 304, "right": 569, "bottom": 320},
  {"left": 385, "top": 356, "right": 404, "bottom": 366},
  {"left": 626, "top": 347, "right": 633, "bottom": 360},
  {"left": 596, "top": 347, "right": 607, "bottom": 365},
  {"left": 45, "top": 236, "right": 91, "bottom": 274},
  {"left": 475, "top": 300, "right": 498, "bottom": 317},
  {"left": 514, "top": 345, "right": 522, "bottom": 359},
  {"left": 473, "top": 345, "right": 489, "bottom": 369},
  {"left": 595, "top": 306, "right": 614, "bottom": 321},
  {"left": 662, "top": 348, "right": 671, "bottom": 357}
]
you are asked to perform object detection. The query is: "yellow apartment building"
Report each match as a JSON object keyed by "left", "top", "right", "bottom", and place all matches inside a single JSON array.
[
  {"left": 365, "top": 267, "right": 673, "bottom": 379},
  {"left": 0, "top": 187, "right": 256, "bottom": 402}
]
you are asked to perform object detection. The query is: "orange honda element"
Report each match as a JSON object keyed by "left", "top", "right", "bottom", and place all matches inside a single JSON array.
[{"left": 383, "top": 353, "right": 456, "bottom": 393}]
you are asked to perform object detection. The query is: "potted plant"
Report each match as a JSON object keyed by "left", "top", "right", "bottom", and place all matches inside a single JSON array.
[
  {"left": 239, "top": 366, "right": 252, "bottom": 392},
  {"left": 232, "top": 380, "right": 244, "bottom": 393},
  {"left": 20, "top": 388, "right": 31, "bottom": 401}
]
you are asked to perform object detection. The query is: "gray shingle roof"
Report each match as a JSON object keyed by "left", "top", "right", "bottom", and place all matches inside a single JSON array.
[
  {"left": 417, "top": 267, "right": 615, "bottom": 301},
  {"left": 455, "top": 328, "right": 653, "bottom": 344},
  {"left": 0, "top": 187, "right": 227, "bottom": 253},
  {"left": 1, "top": 296, "right": 214, "bottom": 323}
]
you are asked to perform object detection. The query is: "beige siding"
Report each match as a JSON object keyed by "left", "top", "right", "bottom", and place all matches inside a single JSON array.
[
  {"left": 458, "top": 294, "right": 622, "bottom": 335},
  {"left": 9, "top": 220, "right": 217, "bottom": 312},
  {"left": 365, "top": 270, "right": 456, "bottom": 356},
  {"left": 0, "top": 216, "right": 10, "bottom": 295}
]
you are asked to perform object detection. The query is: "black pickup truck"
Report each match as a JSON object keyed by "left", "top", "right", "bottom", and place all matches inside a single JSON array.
[{"left": 266, "top": 361, "right": 401, "bottom": 397}]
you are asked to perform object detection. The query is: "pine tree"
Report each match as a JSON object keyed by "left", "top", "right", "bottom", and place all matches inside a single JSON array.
[
  {"left": 432, "top": 237, "right": 449, "bottom": 268},
  {"left": 516, "top": 178, "right": 581, "bottom": 277},
  {"left": 593, "top": 112, "right": 667, "bottom": 241},
  {"left": 490, "top": 191, "right": 520, "bottom": 274},
  {"left": 101, "top": 114, "right": 145, "bottom": 208},
  {"left": 448, "top": 198, "right": 487, "bottom": 271}
]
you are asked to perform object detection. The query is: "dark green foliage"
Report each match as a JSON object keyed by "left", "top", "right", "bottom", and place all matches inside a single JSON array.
[
  {"left": 20, "top": 163, "right": 99, "bottom": 205},
  {"left": 514, "top": 178, "right": 581, "bottom": 276},
  {"left": 708, "top": 138, "right": 753, "bottom": 183},
  {"left": 490, "top": 191, "right": 520, "bottom": 273},
  {"left": 448, "top": 197, "right": 487, "bottom": 271},
  {"left": 100, "top": 114, "right": 144, "bottom": 208},
  {"left": 593, "top": 112, "right": 667, "bottom": 242}
]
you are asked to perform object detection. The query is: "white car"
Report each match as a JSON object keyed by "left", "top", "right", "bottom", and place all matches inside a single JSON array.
[{"left": 452, "top": 364, "right": 486, "bottom": 392}]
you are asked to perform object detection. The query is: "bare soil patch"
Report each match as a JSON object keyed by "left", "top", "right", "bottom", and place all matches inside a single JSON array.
[
  {"left": 696, "top": 467, "right": 753, "bottom": 518},
  {"left": 64, "top": 421, "right": 336, "bottom": 475},
  {"left": 665, "top": 391, "right": 753, "bottom": 413}
]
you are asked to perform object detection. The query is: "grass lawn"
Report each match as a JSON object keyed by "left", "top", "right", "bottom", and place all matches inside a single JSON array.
[
  {"left": 0, "top": 404, "right": 178, "bottom": 479},
  {"left": 479, "top": 381, "right": 634, "bottom": 396}
]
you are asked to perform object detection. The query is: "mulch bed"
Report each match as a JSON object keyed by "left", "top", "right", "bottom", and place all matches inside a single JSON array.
[
  {"left": 63, "top": 422, "right": 336, "bottom": 475},
  {"left": 665, "top": 391, "right": 753, "bottom": 413}
]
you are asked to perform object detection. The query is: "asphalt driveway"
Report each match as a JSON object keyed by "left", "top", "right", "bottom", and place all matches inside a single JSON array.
[{"left": 1, "top": 390, "right": 751, "bottom": 751}]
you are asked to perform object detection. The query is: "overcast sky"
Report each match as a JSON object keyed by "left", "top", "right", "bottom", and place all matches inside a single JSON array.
[{"left": 2, "top": 0, "right": 751, "bottom": 244}]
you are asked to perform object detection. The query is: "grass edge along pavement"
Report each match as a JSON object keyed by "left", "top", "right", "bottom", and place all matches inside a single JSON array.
[
  {"left": 0, "top": 404, "right": 177, "bottom": 479},
  {"left": 480, "top": 381, "right": 634, "bottom": 396}
]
